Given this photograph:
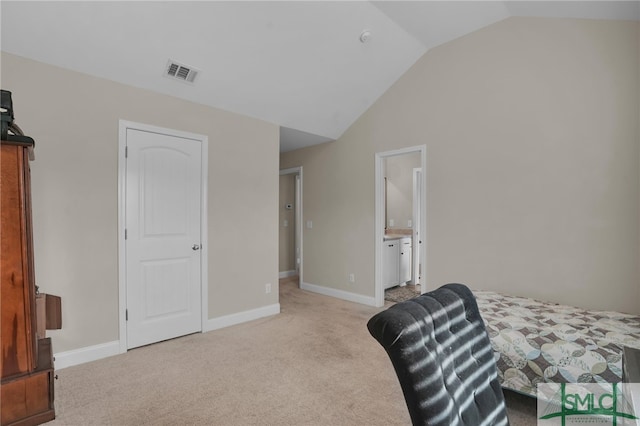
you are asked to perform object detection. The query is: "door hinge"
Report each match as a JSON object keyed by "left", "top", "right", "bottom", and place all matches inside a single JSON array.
[
  {"left": 125, "top": 146, "right": 128, "bottom": 158},
  {"left": 126, "top": 309, "right": 128, "bottom": 321}
]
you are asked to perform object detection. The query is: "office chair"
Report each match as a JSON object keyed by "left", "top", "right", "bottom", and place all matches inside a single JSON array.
[{"left": 367, "top": 283, "right": 509, "bottom": 426}]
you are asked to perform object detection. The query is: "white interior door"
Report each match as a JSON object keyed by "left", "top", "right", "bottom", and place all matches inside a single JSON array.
[{"left": 125, "top": 128, "right": 202, "bottom": 349}]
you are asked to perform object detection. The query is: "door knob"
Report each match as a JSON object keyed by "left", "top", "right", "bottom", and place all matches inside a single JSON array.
[{"left": 192, "top": 244, "right": 200, "bottom": 251}]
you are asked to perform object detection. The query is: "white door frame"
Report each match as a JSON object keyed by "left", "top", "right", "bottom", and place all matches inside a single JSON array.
[
  {"left": 412, "top": 167, "right": 422, "bottom": 286},
  {"left": 117, "top": 120, "right": 208, "bottom": 353},
  {"left": 375, "top": 145, "right": 426, "bottom": 307},
  {"left": 279, "top": 167, "right": 303, "bottom": 288}
]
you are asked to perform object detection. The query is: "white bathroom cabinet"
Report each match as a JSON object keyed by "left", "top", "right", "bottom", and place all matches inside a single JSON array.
[
  {"left": 399, "top": 239, "right": 412, "bottom": 284},
  {"left": 383, "top": 241, "right": 400, "bottom": 289},
  {"left": 383, "top": 237, "right": 412, "bottom": 289}
]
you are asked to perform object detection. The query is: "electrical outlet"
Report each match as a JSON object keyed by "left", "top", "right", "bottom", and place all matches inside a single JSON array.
[
  {"left": 407, "top": 219, "right": 412, "bottom": 227},
  {"left": 389, "top": 219, "right": 394, "bottom": 227},
  {"left": 306, "top": 220, "right": 313, "bottom": 229},
  {"left": 265, "top": 283, "right": 271, "bottom": 294},
  {"left": 349, "top": 273, "right": 355, "bottom": 283}
]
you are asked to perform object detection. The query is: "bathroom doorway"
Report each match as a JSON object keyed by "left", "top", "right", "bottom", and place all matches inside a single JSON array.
[
  {"left": 375, "top": 146, "right": 426, "bottom": 307},
  {"left": 279, "top": 167, "right": 303, "bottom": 287}
]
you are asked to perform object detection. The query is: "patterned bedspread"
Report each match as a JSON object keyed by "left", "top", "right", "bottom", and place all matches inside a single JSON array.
[{"left": 474, "top": 291, "right": 640, "bottom": 398}]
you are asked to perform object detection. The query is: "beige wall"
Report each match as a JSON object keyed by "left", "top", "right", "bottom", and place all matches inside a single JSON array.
[
  {"left": 281, "top": 17, "right": 640, "bottom": 314},
  {"left": 1, "top": 53, "right": 280, "bottom": 353},
  {"left": 385, "top": 153, "right": 421, "bottom": 230},
  {"left": 279, "top": 174, "right": 296, "bottom": 272}
]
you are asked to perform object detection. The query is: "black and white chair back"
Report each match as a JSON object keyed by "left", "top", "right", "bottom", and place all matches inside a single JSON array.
[{"left": 367, "top": 283, "right": 509, "bottom": 426}]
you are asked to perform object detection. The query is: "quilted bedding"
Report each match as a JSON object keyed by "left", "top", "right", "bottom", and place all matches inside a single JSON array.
[{"left": 474, "top": 291, "right": 640, "bottom": 398}]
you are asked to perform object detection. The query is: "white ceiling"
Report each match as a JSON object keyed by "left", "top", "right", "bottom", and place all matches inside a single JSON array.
[{"left": 2, "top": 1, "right": 638, "bottom": 152}]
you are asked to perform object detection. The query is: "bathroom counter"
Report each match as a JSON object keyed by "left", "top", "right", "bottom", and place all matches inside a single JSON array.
[{"left": 383, "top": 234, "right": 411, "bottom": 241}]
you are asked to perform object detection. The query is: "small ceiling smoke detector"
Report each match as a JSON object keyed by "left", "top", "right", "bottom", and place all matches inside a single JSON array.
[
  {"left": 359, "top": 30, "right": 372, "bottom": 43},
  {"left": 164, "top": 59, "right": 199, "bottom": 84}
]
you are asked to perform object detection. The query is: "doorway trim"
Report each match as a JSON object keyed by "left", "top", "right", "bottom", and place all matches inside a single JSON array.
[
  {"left": 117, "top": 120, "right": 208, "bottom": 353},
  {"left": 412, "top": 167, "right": 422, "bottom": 286},
  {"left": 279, "top": 166, "right": 303, "bottom": 288},
  {"left": 375, "top": 145, "right": 427, "bottom": 307}
]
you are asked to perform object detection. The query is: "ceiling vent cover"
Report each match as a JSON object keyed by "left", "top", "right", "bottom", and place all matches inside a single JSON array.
[{"left": 165, "top": 60, "right": 199, "bottom": 84}]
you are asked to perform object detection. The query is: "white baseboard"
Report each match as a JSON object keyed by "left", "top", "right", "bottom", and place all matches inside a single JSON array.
[
  {"left": 278, "top": 270, "right": 297, "bottom": 279},
  {"left": 54, "top": 340, "right": 121, "bottom": 370},
  {"left": 301, "top": 281, "right": 377, "bottom": 306},
  {"left": 53, "top": 304, "right": 280, "bottom": 369},
  {"left": 203, "top": 303, "right": 280, "bottom": 332}
]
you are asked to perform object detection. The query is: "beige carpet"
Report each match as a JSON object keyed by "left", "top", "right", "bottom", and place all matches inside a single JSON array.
[{"left": 47, "top": 277, "right": 537, "bottom": 425}]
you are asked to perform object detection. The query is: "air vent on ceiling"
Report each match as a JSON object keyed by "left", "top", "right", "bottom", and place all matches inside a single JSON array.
[{"left": 165, "top": 60, "right": 199, "bottom": 84}]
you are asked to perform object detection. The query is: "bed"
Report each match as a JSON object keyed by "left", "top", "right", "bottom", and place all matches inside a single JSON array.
[{"left": 474, "top": 290, "right": 640, "bottom": 398}]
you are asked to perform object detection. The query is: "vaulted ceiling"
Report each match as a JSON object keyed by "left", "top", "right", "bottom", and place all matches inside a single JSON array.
[{"left": 2, "top": 1, "right": 638, "bottom": 152}]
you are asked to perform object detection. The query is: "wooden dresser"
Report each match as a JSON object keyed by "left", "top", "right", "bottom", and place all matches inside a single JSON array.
[{"left": 1, "top": 139, "right": 58, "bottom": 425}]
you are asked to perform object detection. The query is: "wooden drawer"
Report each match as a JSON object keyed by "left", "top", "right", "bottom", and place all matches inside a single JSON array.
[
  {"left": 0, "top": 370, "right": 54, "bottom": 425},
  {"left": 0, "top": 338, "right": 55, "bottom": 426}
]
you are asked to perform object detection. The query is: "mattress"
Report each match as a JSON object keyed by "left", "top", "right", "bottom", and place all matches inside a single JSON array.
[{"left": 474, "top": 290, "right": 640, "bottom": 398}]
